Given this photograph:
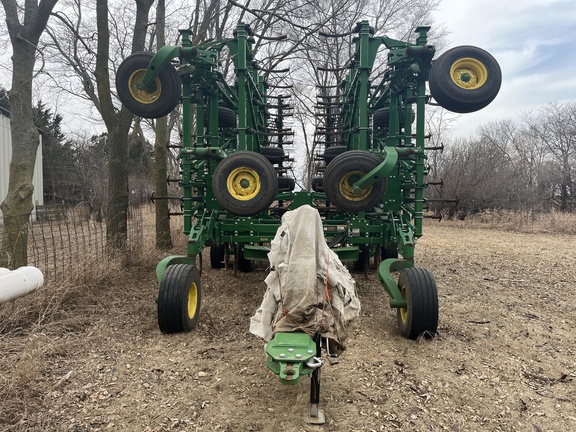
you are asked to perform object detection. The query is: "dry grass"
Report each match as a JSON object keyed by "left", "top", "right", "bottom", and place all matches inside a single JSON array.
[
  {"left": 0, "top": 205, "right": 166, "bottom": 428},
  {"left": 0, "top": 208, "right": 575, "bottom": 430},
  {"left": 436, "top": 209, "right": 576, "bottom": 235}
]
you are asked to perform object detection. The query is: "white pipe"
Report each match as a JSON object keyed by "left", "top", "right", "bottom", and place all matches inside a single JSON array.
[{"left": 0, "top": 266, "right": 44, "bottom": 304}]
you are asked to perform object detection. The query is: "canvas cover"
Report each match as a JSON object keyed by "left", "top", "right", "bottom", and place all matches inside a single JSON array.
[{"left": 249, "top": 205, "right": 361, "bottom": 353}]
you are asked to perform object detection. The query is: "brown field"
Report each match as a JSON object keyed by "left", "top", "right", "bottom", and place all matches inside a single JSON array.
[{"left": 1, "top": 219, "right": 575, "bottom": 431}]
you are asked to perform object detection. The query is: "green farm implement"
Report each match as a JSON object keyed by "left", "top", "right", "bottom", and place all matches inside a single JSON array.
[{"left": 117, "top": 20, "right": 501, "bottom": 422}]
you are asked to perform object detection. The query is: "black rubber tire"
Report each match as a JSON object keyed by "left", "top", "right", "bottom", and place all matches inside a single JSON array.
[
  {"left": 218, "top": 107, "right": 237, "bottom": 128},
  {"left": 323, "top": 146, "right": 347, "bottom": 164},
  {"left": 324, "top": 150, "right": 386, "bottom": 213},
  {"left": 197, "top": 252, "right": 203, "bottom": 277},
  {"left": 116, "top": 52, "right": 181, "bottom": 119},
  {"left": 311, "top": 177, "right": 324, "bottom": 192},
  {"left": 210, "top": 244, "right": 226, "bottom": 269},
  {"left": 157, "top": 264, "right": 201, "bottom": 333},
  {"left": 353, "top": 245, "right": 370, "bottom": 272},
  {"left": 397, "top": 268, "right": 438, "bottom": 340},
  {"left": 277, "top": 176, "right": 295, "bottom": 192},
  {"left": 429, "top": 45, "right": 501, "bottom": 113},
  {"left": 212, "top": 151, "right": 278, "bottom": 216},
  {"left": 382, "top": 247, "right": 398, "bottom": 259},
  {"left": 237, "top": 243, "right": 254, "bottom": 273},
  {"left": 260, "top": 146, "right": 285, "bottom": 164},
  {"left": 373, "top": 108, "right": 415, "bottom": 130},
  {"left": 204, "top": 107, "right": 237, "bottom": 128}
]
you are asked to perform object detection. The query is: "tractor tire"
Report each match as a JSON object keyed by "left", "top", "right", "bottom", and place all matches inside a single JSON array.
[
  {"left": 204, "top": 107, "right": 237, "bottom": 128},
  {"left": 397, "top": 268, "right": 438, "bottom": 340},
  {"left": 277, "top": 176, "right": 295, "bottom": 192},
  {"left": 116, "top": 52, "right": 181, "bottom": 119},
  {"left": 381, "top": 247, "right": 398, "bottom": 259},
  {"left": 311, "top": 177, "right": 324, "bottom": 192},
  {"left": 210, "top": 244, "right": 226, "bottom": 269},
  {"left": 212, "top": 151, "right": 278, "bottom": 215},
  {"left": 373, "top": 108, "right": 415, "bottom": 130},
  {"left": 237, "top": 243, "right": 254, "bottom": 273},
  {"left": 323, "top": 146, "right": 347, "bottom": 164},
  {"left": 260, "top": 146, "right": 285, "bottom": 164},
  {"left": 429, "top": 45, "right": 501, "bottom": 113},
  {"left": 324, "top": 150, "right": 386, "bottom": 213},
  {"left": 218, "top": 107, "right": 237, "bottom": 128},
  {"left": 353, "top": 245, "right": 370, "bottom": 272},
  {"left": 157, "top": 264, "right": 201, "bottom": 333}
]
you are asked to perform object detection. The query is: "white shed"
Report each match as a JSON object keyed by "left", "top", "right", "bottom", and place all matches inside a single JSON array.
[{"left": 0, "top": 113, "right": 44, "bottom": 221}]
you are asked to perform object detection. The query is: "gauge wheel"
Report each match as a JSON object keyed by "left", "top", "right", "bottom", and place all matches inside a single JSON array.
[
  {"left": 218, "top": 107, "right": 237, "bottom": 128},
  {"left": 210, "top": 244, "right": 226, "bottom": 269},
  {"left": 277, "top": 176, "right": 295, "bottom": 192},
  {"left": 157, "top": 264, "right": 201, "bottom": 333},
  {"left": 381, "top": 247, "right": 398, "bottom": 259},
  {"left": 260, "top": 146, "right": 285, "bottom": 164},
  {"left": 397, "top": 268, "right": 438, "bottom": 340},
  {"left": 116, "top": 52, "right": 181, "bottom": 118},
  {"left": 204, "top": 107, "right": 237, "bottom": 128},
  {"left": 429, "top": 45, "right": 501, "bottom": 113},
  {"left": 323, "top": 146, "right": 347, "bottom": 164},
  {"left": 373, "top": 108, "right": 415, "bottom": 130},
  {"left": 237, "top": 243, "right": 254, "bottom": 273},
  {"left": 324, "top": 150, "right": 386, "bottom": 212},
  {"left": 311, "top": 177, "right": 324, "bottom": 192},
  {"left": 212, "top": 151, "right": 278, "bottom": 215},
  {"left": 353, "top": 245, "right": 370, "bottom": 271}
]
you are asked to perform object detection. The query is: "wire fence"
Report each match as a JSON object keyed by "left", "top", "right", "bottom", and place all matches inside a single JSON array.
[{"left": 0, "top": 204, "right": 144, "bottom": 283}]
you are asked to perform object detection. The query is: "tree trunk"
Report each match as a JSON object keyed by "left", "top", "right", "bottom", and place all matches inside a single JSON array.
[
  {"left": 0, "top": 91, "right": 37, "bottom": 268},
  {"left": 105, "top": 126, "right": 131, "bottom": 249},
  {"left": 152, "top": 0, "right": 172, "bottom": 250},
  {"left": 95, "top": 0, "right": 154, "bottom": 252},
  {"left": 0, "top": 0, "right": 59, "bottom": 269},
  {"left": 153, "top": 118, "right": 173, "bottom": 249}
]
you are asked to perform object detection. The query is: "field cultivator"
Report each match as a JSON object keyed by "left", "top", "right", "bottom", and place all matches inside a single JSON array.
[{"left": 117, "top": 20, "right": 501, "bottom": 422}]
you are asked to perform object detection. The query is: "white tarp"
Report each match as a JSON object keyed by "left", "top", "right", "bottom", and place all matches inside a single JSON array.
[{"left": 250, "top": 205, "right": 361, "bottom": 353}]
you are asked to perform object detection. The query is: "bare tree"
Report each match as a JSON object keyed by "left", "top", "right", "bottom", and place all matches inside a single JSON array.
[
  {"left": 275, "top": 0, "right": 444, "bottom": 187},
  {"left": 523, "top": 102, "right": 576, "bottom": 211},
  {"left": 70, "top": 132, "right": 109, "bottom": 220},
  {"left": 150, "top": 0, "right": 173, "bottom": 249},
  {"left": 432, "top": 108, "right": 575, "bottom": 217},
  {"left": 0, "top": 0, "right": 59, "bottom": 269},
  {"left": 98, "top": 0, "right": 155, "bottom": 250},
  {"left": 44, "top": 0, "right": 154, "bottom": 251}
]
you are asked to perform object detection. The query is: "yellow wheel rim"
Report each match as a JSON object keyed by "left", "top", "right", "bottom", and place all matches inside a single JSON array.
[
  {"left": 339, "top": 171, "right": 372, "bottom": 201},
  {"left": 227, "top": 167, "right": 261, "bottom": 201},
  {"left": 128, "top": 69, "right": 162, "bottom": 104},
  {"left": 187, "top": 282, "right": 198, "bottom": 318},
  {"left": 450, "top": 57, "right": 488, "bottom": 90},
  {"left": 399, "top": 285, "right": 408, "bottom": 323}
]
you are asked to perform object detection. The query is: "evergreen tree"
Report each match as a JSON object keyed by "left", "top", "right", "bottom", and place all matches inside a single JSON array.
[
  {"left": 0, "top": 86, "right": 10, "bottom": 117},
  {"left": 33, "top": 101, "right": 80, "bottom": 205}
]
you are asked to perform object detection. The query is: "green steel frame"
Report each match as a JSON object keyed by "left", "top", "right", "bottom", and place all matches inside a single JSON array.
[{"left": 145, "top": 21, "right": 443, "bottom": 311}]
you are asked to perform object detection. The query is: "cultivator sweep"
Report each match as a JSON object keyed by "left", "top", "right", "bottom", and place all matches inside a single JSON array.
[{"left": 117, "top": 20, "right": 501, "bottom": 422}]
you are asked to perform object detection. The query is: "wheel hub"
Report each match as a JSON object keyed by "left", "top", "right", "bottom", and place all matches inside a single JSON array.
[
  {"left": 227, "top": 167, "right": 261, "bottom": 200},
  {"left": 450, "top": 57, "right": 488, "bottom": 90},
  {"left": 128, "top": 69, "right": 162, "bottom": 104},
  {"left": 339, "top": 171, "right": 371, "bottom": 201},
  {"left": 399, "top": 285, "right": 408, "bottom": 323},
  {"left": 187, "top": 282, "right": 198, "bottom": 318}
]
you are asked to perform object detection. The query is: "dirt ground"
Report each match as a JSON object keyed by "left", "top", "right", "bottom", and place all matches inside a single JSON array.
[{"left": 1, "top": 224, "right": 575, "bottom": 431}]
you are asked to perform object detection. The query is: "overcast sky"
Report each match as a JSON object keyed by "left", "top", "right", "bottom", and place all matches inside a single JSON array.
[{"left": 432, "top": 0, "right": 576, "bottom": 137}]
